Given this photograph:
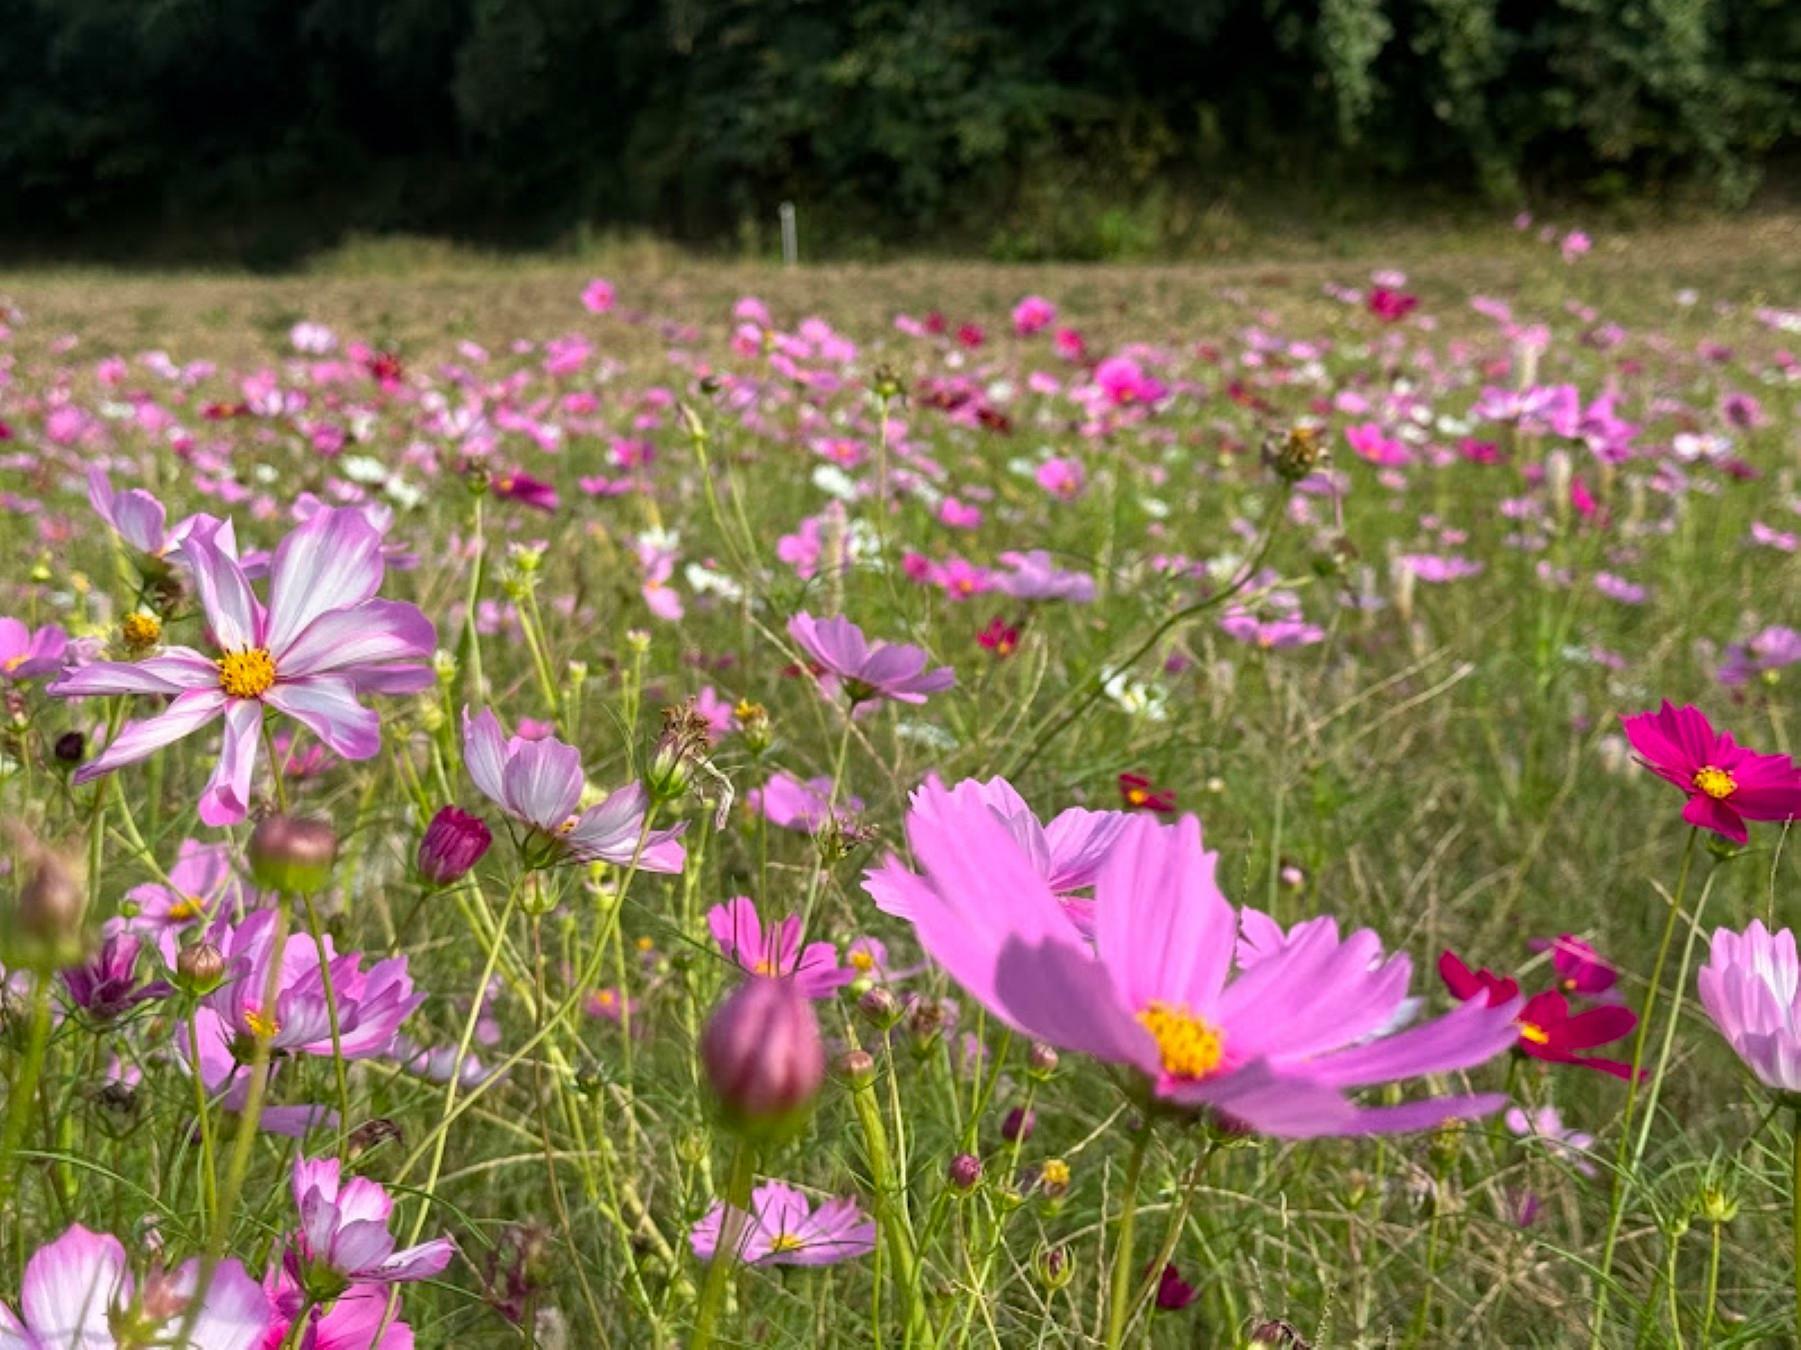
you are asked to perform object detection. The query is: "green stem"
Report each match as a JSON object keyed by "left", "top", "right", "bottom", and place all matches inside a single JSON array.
[
  {"left": 849, "top": 1061, "right": 930, "bottom": 1343},
  {"left": 1105, "top": 1125, "right": 1152, "bottom": 1350},
  {"left": 299, "top": 891, "right": 352, "bottom": 1164},
  {"left": 1666, "top": 1225, "right": 1686, "bottom": 1350},
  {"left": 461, "top": 494, "right": 488, "bottom": 704},
  {"left": 187, "top": 1007, "right": 219, "bottom": 1220},
  {"left": 691, "top": 1139, "right": 757, "bottom": 1350},
  {"left": 1793, "top": 1110, "right": 1801, "bottom": 1349},
  {"left": 1593, "top": 827, "right": 1699, "bottom": 1347},
  {"left": 1701, "top": 1220, "right": 1721, "bottom": 1349},
  {"left": 0, "top": 974, "right": 54, "bottom": 1212}
]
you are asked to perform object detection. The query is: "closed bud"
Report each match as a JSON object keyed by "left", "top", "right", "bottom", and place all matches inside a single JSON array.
[
  {"left": 701, "top": 977, "right": 824, "bottom": 1142},
  {"left": 1032, "top": 1244, "right": 1074, "bottom": 1292},
  {"left": 5, "top": 843, "right": 87, "bottom": 971},
  {"left": 1001, "top": 1106, "right": 1036, "bottom": 1144},
  {"left": 52, "top": 730, "right": 85, "bottom": 765},
  {"left": 858, "top": 986, "right": 901, "bottom": 1030},
  {"left": 836, "top": 1048, "right": 877, "bottom": 1088},
  {"left": 247, "top": 815, "right": 337, "bottom": 894},
  {"left": 947, "top": 1153, "right": 983, "bottom": 1194},
  {"left": 1026, "top": 1042, "right": 1059, "bottom": 1080},
  {"left": 871, "top": 364, "right": 905, "bottom": 401},
  {"left": 176, "top": 941, "right": 226, "bottom": 994},
  {"left": 432, "top": 649, "right": 458, "bottom": 685},
  {"left": 1698, "top": 1182, "right": 1738, "bottom": 1225},
  {"left": 417, "top": 806, "right": 492, "bottom": 886}
]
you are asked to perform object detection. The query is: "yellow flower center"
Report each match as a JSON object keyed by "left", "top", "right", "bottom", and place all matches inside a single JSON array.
[
  {"left": 594, "top": 991, "right": 616, "bottom": 1008},
  {"left": 849, "top": 951, "right": 875, "bottom": 973},
  {"left": 244, "top": 1007, "right": 280, "bottom": 1041},
  {"left": 635, "top": 936, "right": 654, "bottom": 952},
  {"left": 1517, "top": 1021, "right": 1550, "bottom": 1045},
  {"left": 167, "top": 896, "right": 206, "bottom": 922},
  {"left": 1039, "top": 1159, "right": 1071, "bottom": 1189},
  {"left": 1, "top": 655, "right": 21, "bottom": 673},
  {"left": 216, "top": 647, "right": 277, "bottom": 699},
  {"left": 1692, "top": 765, "right": 1736, "bottom": 800},
  {"left": 752, "top": 959, "right": 779, "bottom": 976},
  {"left": 1136, "top": 1001, "right": 1226, "bottom": 1080},
  {"left": 121, "top": 611, "right": 162, "bottom": 649},
  {"left": 769, "top": 1233, "right": 806, "bottom": 1253},
  {"left": 1125, "top": 787, "right": 1148, "bottom": 806}
]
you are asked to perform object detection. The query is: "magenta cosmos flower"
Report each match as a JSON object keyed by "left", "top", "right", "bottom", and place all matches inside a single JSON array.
[
  {"left": 873, "top": 782, "right": 1518, "bottom": 1137},
  {"left": 288, "top": 1156, "right": 455, "bottom": 1296},
  {"left": 707, "top": 897, "right": 849, "bottom": 998},
  {"left": 125, "top": 838, "right": 249, "bottom": 963},
  {"left": 0, "top": 618, "right": 67, "bottom": 682},
  {"left": 865, "top": 775, "right": 1129, "bottom": 935},
  {"left": 1697, "top": 921, "right": 1801, "bottom": 1093},
  {"left": 1621, "top": 700, "right": 1801, "bottom": 843},
  {"left": 204, "top": 909, "right": 423, "bottom": 1059},
  {"left": 690, "top": 1182, "right": 875, "bottom": 1266},
  {"left": 462, "top": 708, "right": 686, "bottom": 872},
  {"left": 50, "top": 507, "right": 435, "bottom": 826},
  {"left": 0, "top": 1223, "right": 269, "bottom": 1349},
  {"left": 786, "top": 612, "right": 954, "bottom": 707}
]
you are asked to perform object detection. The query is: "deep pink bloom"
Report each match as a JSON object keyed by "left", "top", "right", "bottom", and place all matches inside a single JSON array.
[
  {"left": 1698, "top": 920, "right": 1801, "bottom": 1092},
  {"left": 1439, "top": 952, "right": 1638, "bottom": 1079},
  {"left": 1094, "top": 355, "right": 1166, "bottom": 406},
  {"left": 1154, "top": 1262, "right": 1198, "bottom": 1311},
  {"left": 50, "top": 507, "right": 435, "bottom": 826},
  {"left": 491, "top": 471, "right": 559, "bottom": 513},
  {"left": 690, "top": 1182, "right": 874, "bottom": 1266},
  {"left": 0, "top": 618, "right": 68, "bottom": 682},
  {"left": 747, "top": 772, "right": 863, "bottom": 835},
  {"left": 1366, "top": 287, "right": 1418, "bottom": 322},
  {"left": 0, "top": 1225, "right": 270, "bottom": 1349},
  {"left": 1012, "top": 296, "right": 1057, "bottom": 335},
  {"left": 462, "top": 708, "right": 687, "bottom": 871},
  {"left": 879, "top": 784, "right": 1517, "bottom": 1137},
  {"left": 1620, "top": 700, "right": 1801, "bottom": 843},
  {"left": 205, "top": 908, "right": 424, "bottom": 1059},
  {"left": 1344, "top": 423, "right": 1409, "bottom": 467},
  {"left": 1118, "top": 772, "right": 1175, "bottom": 813},
  {"left": 417, "top": 805, "right": 492, "bottom": 885},
  {"left": 288, "top": 1156, "right": 455, "bottom": 1294},
  {"left": 262, "top": 1271, "right": 413, "bottom": 1350},
  {"left": 581, "top": 277, "right": 616, "bottom": 314},
  {"left": 1528, "top": 934, "right": 1618, "bottom": 998},
  {"left": 786, "top": 612, "right": 954, "bottom": 706},
  {"left": 707, "top": 897, "right": 850, "bottom": 999},
  {"left": 60, "top": 923, "right": 171, "bottom": 1021}
]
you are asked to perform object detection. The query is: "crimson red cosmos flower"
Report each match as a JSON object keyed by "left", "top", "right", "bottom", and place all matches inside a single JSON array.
[
  {"left": 1439, "top": 952, "right": 1639, "bottom": 1079},
  {"left": 977, "top": 616, "right": 1020, "bottom": 658},
  {"left": 1367, "top": 287, "right": 1419, "bottom": 322},
  {"left": 492, "top": 471, "right": 560, "bottom": 513},
  {"left": 1620, "top": 700, "right": 1801, "bottom": 843},
  {"left": 1529, "top": 933, "right": 1617, "bottom": 997},
  {"left": 1117, "top": 772, "right": 1175, "bottom": 813},
  {"left": 1154, "top": 1263, "right": 1198, "bottom": 1311}
]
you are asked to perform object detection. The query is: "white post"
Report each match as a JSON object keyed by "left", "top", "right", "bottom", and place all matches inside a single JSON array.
[{"left": 779, "top": 201, "right": 798, "bottom": 268}]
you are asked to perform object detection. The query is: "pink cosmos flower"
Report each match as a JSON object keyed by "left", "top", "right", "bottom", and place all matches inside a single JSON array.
[
  {"left": 1219, "top": 611, "right": 1326, "bottom": 650},
  {"left": 180, "top": 1005, "right": 337, "bottom": 1139},
  {"left": 580, "top": 277, "right": 616, "bottom": 314},
  {"left": 1718, "top": 626, "right": 1801, "bottom": 687},
  {"left": 0, "top": 618, "right": 67, "bottom": 681},
  {"left": 1035, "top": 458, "right": 1085, "bottom": 500},
  {"left": 204, "top": 908, "right": 423, "bottom": 1059},
  {"left": 1053, "top": 328, "right": 1087, "bottom": 362},
  {"left": 994, "top": 550, "right": 1095, "bottom": 603},
  {"left": 707, "top": 897, "right": 850, "bottom": 999},
  {"left": 865, "top": 776, "right": 1129, "bottom": 935},
  {"left": 1344, "top": 423, "right": 1409, "bottom": 467},
  {"left": 747, "top": 772, "right": 863, "bottom": 835},
  {"left": 0, "top": 1224, "right": 270, "bottom": 1349},
  {"left": 1505, "top": 1105, "right": 1597, "bottom": 1176},
  {"left": 60, "top": 923, "right": 171, "bottom": 1021},
  {"left": 1012, "top": 296, "right": 1057, "bottom": 335},
  {"left": 491, "top": 472, "right": 559, "bottom": 513},
  {"left": 1620, "top": 701, "right": 1801, "bottom": 843},
  {"left": 876, "top": 782, "right": 1518, "bottom": 1136},
  {"left": 1093, "top": 355, "right": 1166, "bottom": 406},
  {"left": 786, "top": 612, "right": 954, "bottom": 707},
  {"left": 287, "top": 1156, "right": 456, "bottom": 1294},
  {"left": 1560, "top": 230, "right": 1592, "bottom": 262},
  {"left": 689, "top": 1182, "right": 875, "bottom": 1267},
  {"left": 1528, "top": 934, "right": 1618, "bottom": 999},
  {"left": 1698, "top": 921, "right": 1801, "bottom": 1093},
  {"left": 462, "top": 708, "right": 687, "bottom": 871},
  {"left": 262, "top": 1271, "right": 413, "bottom": 1350},
  {"left": 50, "top": 508, "right": 435, "bottom": 826},
  {"left": 1396, "top": 553, "right": 1484, "bottom": 583},
  {"left": 86, "top": 468, "right": 223, "bottom": 568},
  {"left": 126, "top": 838, "right": 249, "bottom": 962}
]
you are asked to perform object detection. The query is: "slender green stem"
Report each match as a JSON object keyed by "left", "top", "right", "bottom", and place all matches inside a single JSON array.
[
  {"left": 1123, "top": 1144, "right": 1214, "bottom": 1332},
  {"left": 796, "top": 717, "right": 854, "bottom": 945},
  {"left": 1701, "top": 1219, "right": 1721, "bottom": 1348},
  {"left": 1666, "top": 1225, "right": 1686, "bottom": 1349},
  {"left": 1593, "top": 827, "right": 1699, "bottom": 1347},
  {"left": 186, "top": 1007, "right": 219, "bottom": 1220},
  {"left": 461, "top": 493, "right": 488, "bottom": 703},
  {"left": 0, "top": 974, "right": 54, "bottom": 1211},
  {"left": 691, "top": 1139, "right": 757, "bottom": 1350},
  {"left": 1792, "top": 1110, "right": 1801, "bottom": 1349},
  {"left": 1105, "top": 1125, "right": 1152, "bottom": 1350},
  {"left": 849, "top": 1060, "right": 930, "bottom": 1343},
  {"left": 299, "top": 892, "right": 352, "bottom": 1163}
]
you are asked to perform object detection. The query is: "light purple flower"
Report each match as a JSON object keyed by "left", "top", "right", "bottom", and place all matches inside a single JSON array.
[
  {"left": 689, "top": 1181, "right": 875, "bottom": 1267},
  {"left": 1219, "top": 610, "right": 1326, "bottom": 650},
  {"left": 1396, "top": 553, "right": 1484, "bottom": 583},
  {"left": 125, "top": 838, "right": 250, "bottom": 963},
  {"left": 787, "top": 612, "right": 954, "bottom": 707},
  {"left": 1505, "top": 1105, "right": 1597, "bottom": 1176},
  {"left": 873, "top": 782, "right": 1518, "bottom": 1138},
  {"left": 994, "top": 550, "right": 1096, "bottom": 604},
  {"left": 86, "top": 467, "right": 223, "bottom": 566},
  {"left": 288, "top": 1155, "right": 456, "bottom": 1293},
  {"left": 0, "top": 619, "right": 67, "bottom": 682},
  {"left": 51, "top": 507, "right": 436, "bottom": 826},
  {"left": 60, "top": 923, "right": 171, "bottom": 1021},
  {"left": 1719, "top": 626, "right": 1801, "bottom": 688},
  {"left": 461, "top": 708, "right": 686, "bottom": 872},
  {"left": 179, "top": 1005, "right": 337, "bottom": 1139},
  {"left": 1697, "top": 921, "right": 1801, "bottom": 1093},
  {"left": 708, "top": 897, "right": 850, "bottom": 999},
  {"left": 0, "top": 1223, "right": 270, "bottom": 1349}
]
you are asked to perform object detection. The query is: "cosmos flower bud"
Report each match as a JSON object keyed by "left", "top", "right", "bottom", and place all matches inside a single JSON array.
[
  {"left": 3, "top": 839, "right": 87, "bottom": 972},
  {"left": 947, "top": 1153, "right": 983, "bottom": 1194},
  {"left": 700, "top": 977, "right": 825, "bottom": 1142},
  {"left": 247, "top": 814, "right": 338, "bottom": 894},
  {"left": 1697, "top": 1180, "right": 1738, "bottom": 1225},
  {"left": 836, "top": 1049, "right": 877, "bottom": 1088},
  {"left": 1001, "top": 1106, "right": 1036, "bottom": 1143},
  {"left": 1032, "top": 1244, "right": 1074, "bottom": 1292},
  {"left": 871, "top": 364, "right": 905, "bottom": 401},
  {"left": 417, "top": 806, "right": 492, "bottom": 886},
  {"left": 858, "top": 986, "right": 901, "bottom": 1029},
  {"left": 176, "top": 941, "right": 226, "bottom": 994},
  {"left": 52, "top": 730, "right": 85, "bottom": 765},
  {"left": 1026, "top": 1042, "right": 1059, "bottom": 1080}
]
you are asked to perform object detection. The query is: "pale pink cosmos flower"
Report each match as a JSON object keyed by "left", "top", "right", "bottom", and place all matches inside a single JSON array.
[
  {"left": 51, "top": 507, "right": 435, "bottom": 826},
  {"left": 874, "top": 783, "right": 1518, "bottom": 1137},
  {"left": 125, "top": 838, "right": 250, "bottom": 962},
  {"left": 287, "top": 1155, "right": 456, "bottom": 1292},
  {"left": 462, "top": 708, "right": 687, "bottom": 871},
  {"left": 86, "top": 467, "right": 226, "bottom": 568},
  {"left": 1698, "top": 921, "right": 1801, "bottom": 1093},
  {"left": 787, "top": 612, "right": 954, "bottom": 707},
  {"left": 707, "top": 897, "right": 850, "bottom": 999},
  {"left": 994, "top": 550, "right": 1095, "bottom": 603},
  {"left": 0, "top": 1225, "right": 270, "bottom": 1349},
  {"left": 1718, "top": 626, "right": 1801, "bottom": 687},
  {"left": 690, "top": 1182, "right": 874, "bottom": 1267},
  {"left": 1505, "top": 1105, "right": 1597, "bottom": 1176},
  {"left": 747, "top": 772, "right": 863, "bottom": 835},
  {"left": 1035, "top": 457, "right": 1085, "bottom": 500}
]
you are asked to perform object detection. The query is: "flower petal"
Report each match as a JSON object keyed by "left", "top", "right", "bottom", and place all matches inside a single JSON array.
[{"left": 265, "top": 508, "right": 383, "bottom": 655}]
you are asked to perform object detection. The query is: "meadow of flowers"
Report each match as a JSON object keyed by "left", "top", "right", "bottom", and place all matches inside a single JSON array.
[{"left": 0, "top": 224, "right": 1798, "bottom": 1347}]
